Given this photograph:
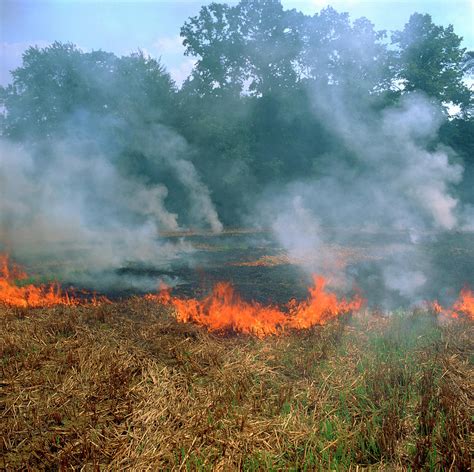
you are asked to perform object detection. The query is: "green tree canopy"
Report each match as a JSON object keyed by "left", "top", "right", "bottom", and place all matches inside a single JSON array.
[
  {"left": 299, "top": 7, "right": 391, "bottom": 94},
  {"left": 181, "top": 0, "right": 301, "bottom": 96},
  {"left": 0, "top": 42, "right": 177, "bottom": 141},
  {"left": 392, "top": 13, "right": 472, "bottom": 112}
]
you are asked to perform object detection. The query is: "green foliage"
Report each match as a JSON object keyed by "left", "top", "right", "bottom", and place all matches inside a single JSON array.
[
  {"left": 181, "top": 0, "right": 301, "bottom": 97},
  {"left": 1, "top": 2, "right": 473, "bottom": 227},
  {"left": 0, "top": 42, "right": 176, "bottom": 134},
  {"left": 392, "top": 13, "right": 472, "bottom": 111},
  {"left": 301, "top": 7, "right": 393, "bottom": 94}
]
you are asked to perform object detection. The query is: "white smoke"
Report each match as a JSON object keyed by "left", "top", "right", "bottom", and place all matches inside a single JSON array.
[
  {"left": 135, "top": 124, "right": 224, "bottom": 233},
  {"left": 169, "top": 157, "right": 223, "bottom": 233},
  {"left": 0, "top": 137, "right": 202, "bottom": 287},
  {"left": 259, "top": 92, "right": 466, "bottom": 306}
]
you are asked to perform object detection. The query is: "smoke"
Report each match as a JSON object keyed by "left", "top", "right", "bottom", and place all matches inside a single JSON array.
[
  {"left": 0, "top": 119, "right": 223, "bottom": 289},
  {"left": 258, "top": 91, "right": 466, "bottom": 307},
  {"left": 1, "top": 33, "right": 471, "bottom": 304},
  {"left": 126, "top": 124, "right": 223, "bottom": 233}
]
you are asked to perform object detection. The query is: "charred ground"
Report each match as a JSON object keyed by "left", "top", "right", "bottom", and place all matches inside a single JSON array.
[{"left": 93, "top": 229, "right": 474, "bottom": 307}]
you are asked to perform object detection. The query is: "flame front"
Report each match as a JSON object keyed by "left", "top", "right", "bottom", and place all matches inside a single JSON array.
[
  {"left": 4, "top": 251, "right": 471, "bottom": 333},
  {"left": 0, "top": 254, "right": 103, "bottom": 307},
  {"left": 453, "top": 288, "right": 474, "bottom": 319},
  {"left": 432, "top": 287, "right": 474, "bottom": 320},
  {"left": 149, "top": 275, "right": 363, "bottom": 337}
]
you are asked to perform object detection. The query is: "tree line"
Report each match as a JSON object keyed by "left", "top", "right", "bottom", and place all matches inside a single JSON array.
[{"left": 1, "top": 1, "right": 473, "bottom": 227}]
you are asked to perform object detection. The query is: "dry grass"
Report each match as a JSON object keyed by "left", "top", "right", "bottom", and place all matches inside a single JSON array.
[{"left": 1, "top": 302, "right": 472, "bottom": 470}]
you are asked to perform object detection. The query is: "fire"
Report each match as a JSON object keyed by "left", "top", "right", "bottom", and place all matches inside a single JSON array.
[
  {"left": 0, "top": 254, "right": 104, "bottom": 307},
  {"left": 148, "top": 275, "right": 364, "bottom": 337},
  {"left": 431, "top": 287, "right": 474, "bottom": 320},
  {"left": 453, "top": 288, "right": 474, "bottom": 319}
]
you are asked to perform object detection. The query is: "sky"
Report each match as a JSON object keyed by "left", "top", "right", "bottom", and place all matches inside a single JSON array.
[{"left": 1, "top": 0, "right": 473, "bottom": 86}]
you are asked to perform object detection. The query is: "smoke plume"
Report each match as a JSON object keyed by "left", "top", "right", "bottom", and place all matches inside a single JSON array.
[
  {"left": 258, "top": 92, "right": 467, "bottom": 307},
  {"left": 0, "top": 119, "right": 223, "bottom": 289}
]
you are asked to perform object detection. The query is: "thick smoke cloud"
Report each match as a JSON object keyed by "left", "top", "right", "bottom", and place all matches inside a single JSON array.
[
  {"left": 258, "top": 92, "right": 467, "bottom": 307},
  {"left": 0, "top": 120, "right": 222, "bottom": 290}
]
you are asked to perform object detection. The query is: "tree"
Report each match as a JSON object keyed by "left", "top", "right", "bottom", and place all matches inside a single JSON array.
[
  {"left": 181, "top": 0, "right": 301, "bottom": 97},
  {"left": 0, "top": 42, "right": 112, "bottom": 140},
  {"left": 236, "top": 0, "right": 301, "bottom": 95},
  {"left": 392, "top": 13, "right": 472, "bottom": 112},
  {"left": 180, "top": 2, "right": 245, "bottom": 96},
  {"left": 299, "top": 7, "right": 391, "bottom": 94},
  {"left": 0, "top": 43, "right": 178, "bottom": 141}
]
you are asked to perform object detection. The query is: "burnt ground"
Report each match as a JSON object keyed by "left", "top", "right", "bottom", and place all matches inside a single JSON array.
[
  {"left": 12, "top": 228, "right": 474, "bottom": 307},
  {"left": 115, "top": 229, "right": 474, "bottom": 307}
]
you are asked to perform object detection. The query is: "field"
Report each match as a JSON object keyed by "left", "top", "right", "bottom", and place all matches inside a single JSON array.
[
  {"left": 3, "top": 2, "right": 473, "bottom": 468},
  {"left": 1, "top": 300, "right": 472, "bottom": 470},
  {"left": 17, "top": 229, "right": 474, "bottom": 307}
]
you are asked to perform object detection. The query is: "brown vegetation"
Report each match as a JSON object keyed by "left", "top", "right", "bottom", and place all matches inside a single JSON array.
[{"left": 1, "top": 302, "right": 472, "bottom": 470}]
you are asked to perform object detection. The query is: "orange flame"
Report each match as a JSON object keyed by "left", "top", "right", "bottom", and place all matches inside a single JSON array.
[
  {"left": 0, "top": 254, "right": 105, "bottom": 307},
  {"left": 148, "top": 275, "right": 363, "bottom": 337},
  {"left": 431, "top": 287, "right": 474, "bottom": 320}
]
